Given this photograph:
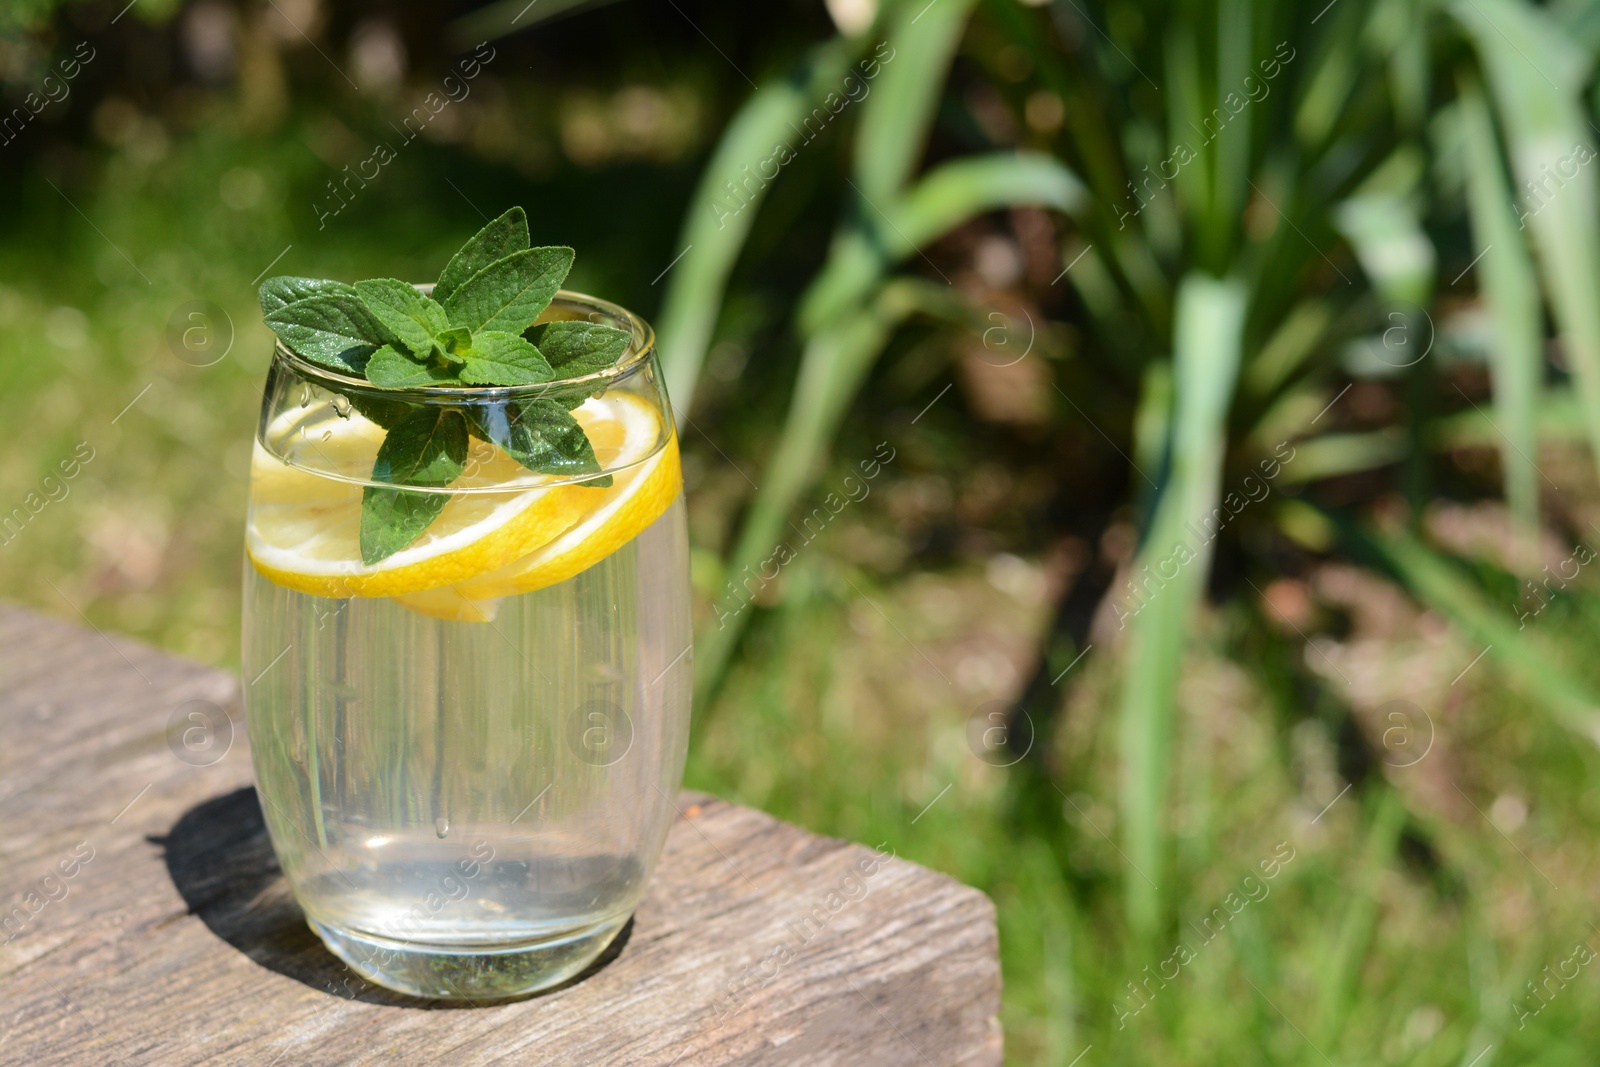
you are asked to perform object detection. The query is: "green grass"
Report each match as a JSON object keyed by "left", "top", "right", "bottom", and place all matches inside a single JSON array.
[{"left": 686, "top": 536, "right": 1600, "bottom": 1064}]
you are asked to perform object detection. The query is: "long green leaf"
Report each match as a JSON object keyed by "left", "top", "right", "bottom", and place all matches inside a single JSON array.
[
  {"left": 694, "top": 283, "right": 920, "bottom": 702},
  {"left": 794, "top": 0, "right": 986, "bottom": 338},
  {"left": 1294, "top": 0, "right": 1364, "bottom": 149},
  {"left": 1118, "top": 274, "right": 1247, "bottom": 940},
  {"left": 853, "top": 0, "right": 979, "bottom": 206},
  {"left": 1460, "top": 903, "right": 1513, "bottom": 1067},
  {"left": 655, "top": 36, "right": 862, "bottom": 420},
  {"left": 1274, "top": 428, "right": 1408, "bottom": 484},
  {"left": 1243, "top": 300, "right": 1334, "bottom": 399},
  {"left": 1333, "top": 147, "right": 1436, "bottom": 308},
  {"left": 445, "top": 0, "right": 624, "bottom": 47},
  {"left": 1314, "top": 788, "right": 1407, "bottom": 1045},
  {"left": 1452, "top": 0, "right": 1600, "bottom": 486},
  {"left": 1361, "top": 525, "right": 1600, "bottom": 738},
  {"left": 701, "top": 0, "right": 1067, "bottom": 701},
  {"left": 892, "top": 153, "right": 1088, "bottom": 250},
  {"left": 800, "top": 153, "right": 1087, "bottom": 334},
  {"left": 1428, "top": 387, "right": 1584, "bottom": 449},
  {"left": 1206, "top": 0, "right": 1254, "bottom": 266},
  {"left": 1335, "top": 147, "right": 1436, "bottom": 513},
  {"left": 1163, "top": 20, "right": 1211, "bottom": 241},
  {"left": 1457, "top": 80, "right": 1544, "bottom": 558}
]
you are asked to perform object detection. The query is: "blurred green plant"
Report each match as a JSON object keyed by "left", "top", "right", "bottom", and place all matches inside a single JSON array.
[
  {"left": 656, "top": 0, "right": 1600, "bottom": 963},
  {"left": 659, "top": 0, "right": 1085, "bottom": 699}
]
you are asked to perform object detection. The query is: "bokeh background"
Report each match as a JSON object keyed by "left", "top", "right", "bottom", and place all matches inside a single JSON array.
[{"left": 6, "top": 0, "right": 1600, "bottom": 1061}]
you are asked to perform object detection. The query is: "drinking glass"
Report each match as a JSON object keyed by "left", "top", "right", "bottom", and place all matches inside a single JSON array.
[{"left": 241, "top": 291, "right": 691, "bottom": 999}]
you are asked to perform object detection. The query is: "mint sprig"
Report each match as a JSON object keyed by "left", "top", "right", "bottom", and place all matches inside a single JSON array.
[{"left": 259, "top": 207, "right": 632, "bottom": 564}]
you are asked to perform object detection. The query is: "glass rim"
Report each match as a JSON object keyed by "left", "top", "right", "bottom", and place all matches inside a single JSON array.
[{"left": 270, "top": 288, "right": 656, "bottom": 400}]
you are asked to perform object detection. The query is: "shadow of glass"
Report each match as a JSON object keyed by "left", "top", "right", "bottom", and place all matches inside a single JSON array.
[{"left": 150, "top": 787, "right": 631, "bottom": 1008}]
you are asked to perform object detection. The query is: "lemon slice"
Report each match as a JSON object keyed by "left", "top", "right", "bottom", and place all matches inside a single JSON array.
[
  {"left": 390, "top": 586, "right": 505, "bottom": 623},
  {"left": 246, "top": 393, "right": 668, "bottom": 600},
  {"left": 453, "top": 434, "right": 681, "bottom": 600}
]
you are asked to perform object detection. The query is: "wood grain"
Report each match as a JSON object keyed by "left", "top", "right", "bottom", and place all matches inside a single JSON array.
[{"left": 0, "top": 605, "right": 1001, "bottom": 1065}]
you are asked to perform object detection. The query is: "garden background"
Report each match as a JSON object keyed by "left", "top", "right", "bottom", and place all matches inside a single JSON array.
[{"left": 5, "top": 0, "right": 1600, "bottom": 1062}]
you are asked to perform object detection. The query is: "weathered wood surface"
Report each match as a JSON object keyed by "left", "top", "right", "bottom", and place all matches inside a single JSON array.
[{"left": 0, "top": 604, "right": 1000, "bottom": 1065}]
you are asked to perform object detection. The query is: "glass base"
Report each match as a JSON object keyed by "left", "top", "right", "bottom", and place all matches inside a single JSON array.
[{"left": 309, "top": 913, "right": 631, "bottom": 1000}]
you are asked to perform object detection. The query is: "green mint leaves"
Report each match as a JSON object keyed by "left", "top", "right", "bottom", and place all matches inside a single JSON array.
[
  {"left": 258, "top": 276, "right": 360, "bottom": 315},
  {"left": 444, "top": 247, "right": 575, "bottom": 334},
  {"left": 459, "top": 332, "right": 554, "bottom": 386},
  {"left": 361, "top": 408, "right": 469, "bottom": 564},
  {"left": 257, "top": 210, "right": 596, "bottom": 387},
  {"left": 355, "top": 278, "right": 450, "bottom": 359},
  {"left": 258, "top": 207, "right": 633, "bottom": 564},
  {"left": 433, "top": 207, "right": 529, "bottom": 304},
  {"left": 260, "top": 293, "right": 396, "bottom": 374},
  {"left": 532, "top": 321, "right": 633, "bottom": 387}
]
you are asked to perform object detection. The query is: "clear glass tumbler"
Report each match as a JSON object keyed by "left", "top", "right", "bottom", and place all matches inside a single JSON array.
[{"left": 241, "top": 291, "right": 691, "bottom": 999}]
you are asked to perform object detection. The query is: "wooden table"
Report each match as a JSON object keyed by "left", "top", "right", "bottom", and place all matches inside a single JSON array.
[{"left": 0, "top": 606, "right": 1000, "bottom": 1065}]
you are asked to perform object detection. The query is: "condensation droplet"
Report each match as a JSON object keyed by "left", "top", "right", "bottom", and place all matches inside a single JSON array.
[
  {"left": 331, "top": 394, "right": 352, "bottom": 418},
  {"left": 321, "top": 430, "right": 333, "bottom": 442},
  {"left": 435, "top": 817, "right": 450, "bottom": 838},
  {"left": 299, "top": 384, "right": 313, "bottom": 407}
]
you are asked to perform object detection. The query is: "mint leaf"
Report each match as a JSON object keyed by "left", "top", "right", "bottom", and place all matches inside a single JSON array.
[
  {"left": 355, "top": 279, "right": 449, "bottom": 359},
  {"left": 360, "top": 407, "right": 468, "bottom": 563},
  {"left": 347, "top": 392, "right": 411, "bottom": 431},
  {"left": 434, "top": 207, "right": 530, "bottom": 304},
  {"left": 442, "top": 247, "right": 574, "bottom": 334},
  {"left": 470, "top": 399, "right": 611, "bottom": 486},
  {"left": 365, "top": 345, "right": 456, "bottom": 388},
  {"left": 521, "top": 322, "right": 632, "bottom": 410},
  {"left": 459, "top": 331, "right": 554, "bottom": 386},
  {"left": 435, "top": 326, "right": 473, "bottom": 364},
  {"left": 259, "top": 276, "right": 357, "bottom": 317},
  {"left": 264, "top": 294, "right": 396, "bottom": 373},
  {"left": 371, "top": 407, "right": 468, "bottom": 488},
  {"left": 360, "top": 492, "right": 452, "bottom": 565},
  {"left": 529, "top": 321, "right": 631, "bottom": 374}
]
